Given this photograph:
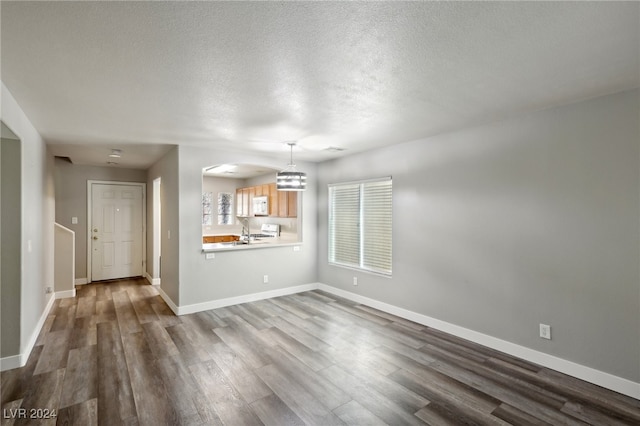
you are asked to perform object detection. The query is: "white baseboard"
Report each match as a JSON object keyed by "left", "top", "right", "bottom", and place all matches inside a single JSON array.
[
  {"left": 157, "top": 286, "right": 179, "bottom": 315},
  {"left": 1, "top": 293, "right": 56, "bottom": 372},
  {"left": 168, "top": 283, "right": 320, "bottom": 316},
  {"left": 55, "top": 289, "right": 76, "bottom": 299},
  {"left": 0, "top": 354, "right": 22, "bottom": 371},
  {"left": 317, "top": 283, "right": 640, "bottom": 400},
  {"left": 21, "top": 293, "right": 56, "bottom": 368},
  {"left": 74, "top": 277, "right": 88, "bottom": 285},
  {"left": 145, "top": 272, "right": 161, "bottom": 286}
]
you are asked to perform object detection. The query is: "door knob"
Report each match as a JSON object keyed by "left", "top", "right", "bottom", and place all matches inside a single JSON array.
[{"left": 93, "top": 236, "right": 99, "bottom": 240}]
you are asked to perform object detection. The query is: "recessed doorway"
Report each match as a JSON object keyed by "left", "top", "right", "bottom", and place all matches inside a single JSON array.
[{"left": 88, "top": 181, "right": 146, "bottom": 282}]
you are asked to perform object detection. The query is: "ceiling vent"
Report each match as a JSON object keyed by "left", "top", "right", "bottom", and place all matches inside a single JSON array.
[{"left": 324, "top": 146, "right": 346, "bottom": 152}]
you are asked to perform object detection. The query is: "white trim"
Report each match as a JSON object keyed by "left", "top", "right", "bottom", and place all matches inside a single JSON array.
[
  {"left": 152, "top": 177, "right": 161, "bottom": 281},
  {"left": 317, "top": 283, "right": 640, "bottom": 400},
  {"left": 156, "top": 286, "right": 179, "bottom": 315},
  {"left": 55, "top": 289, "right": 76, "bottom": 299},
  {"left": 74, "top": 277, "right": 88, "bottom": 285},
  {"left": 145, "top": 272, "right": 161, "bottom": 286},
  {"left": 54, "top": 222, "right": 74, "bottom": 233},
  {"left": 170, "top": 283, "right": 320, "bottom": 316},
  {"left": 1, "top": 293, "right": 56, "bottom": 372},
  {"left": 0, "top": 354, "right": 22, "bottom": 371},
  {"left": 87, "top": 180, "right": 146, "bottom": 283},
  {"left": 21, "top": 293, "right": 56, "bottom": 366}
]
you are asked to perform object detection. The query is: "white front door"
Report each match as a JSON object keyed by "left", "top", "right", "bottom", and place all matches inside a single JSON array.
[{"left": 91, "top": 183, "right": 143, "bottom": 281}]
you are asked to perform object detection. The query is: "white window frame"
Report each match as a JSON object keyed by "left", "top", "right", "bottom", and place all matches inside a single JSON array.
[{"left": 328, "top": 177, "right": 392, "bottom": 276}]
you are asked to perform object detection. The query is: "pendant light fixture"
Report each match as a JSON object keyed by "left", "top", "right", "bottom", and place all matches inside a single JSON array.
[{"left": 277, "top": 142, "right": 307, "bottom": 191}]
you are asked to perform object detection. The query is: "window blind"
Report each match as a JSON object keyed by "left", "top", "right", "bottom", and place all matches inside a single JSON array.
[{"left": 328, "top": 178, "right": 392, "bottom": 275}]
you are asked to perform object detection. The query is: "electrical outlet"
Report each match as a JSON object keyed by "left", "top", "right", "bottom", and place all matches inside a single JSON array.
[
  {"left": 45, "top": 287, "right": 53, "bottom": 294},
  {"left": 293, "top": 246, "right": 300, "bottom": 252},
  {"left": 539, "top": 323, "right": 551, "bottom": 340},
  {"left": 353, "top": 277, "right": 358, "bottom": 286},
  {"left": 205, "top": 253, "right": 215, "bottom": 260},
  {"left": 263, "top": 275, "right": 269, "bottom": 284}
]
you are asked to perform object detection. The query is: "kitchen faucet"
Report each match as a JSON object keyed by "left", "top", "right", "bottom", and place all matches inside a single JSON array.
[{"left": 241, "top": 218, "right": 250, "bottom": 244}]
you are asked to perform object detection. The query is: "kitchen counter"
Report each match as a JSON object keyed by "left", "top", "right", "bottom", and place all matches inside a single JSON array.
[{"left": 202, "top": 236, "right": 300, "bottom": 252}]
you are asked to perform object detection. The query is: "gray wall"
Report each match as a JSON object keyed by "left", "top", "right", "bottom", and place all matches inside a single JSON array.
[
  {"left": 1, "top": 134, "right": 22, "bottom": 357},
  {"left": 54, "top": 159, "right": 147, "bottom": 279},
  {"left": 317, "top": 89, "right": 640, "bottom": 382},
  {"left": 176, "top": 146, "right": 317, "bottom": 306},
  {"left": 1, "top": 83, "right": 55, "bottom": 360},
  {"left": 147, "top": 147, "right": 180, "bottom": 303}
]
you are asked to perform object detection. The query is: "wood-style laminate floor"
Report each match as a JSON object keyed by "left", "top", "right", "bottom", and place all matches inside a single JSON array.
[{"left": 2, "top": 278, "right": 639, "bottom": 425}]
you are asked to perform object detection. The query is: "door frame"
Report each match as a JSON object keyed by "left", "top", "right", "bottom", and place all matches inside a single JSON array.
[
  {"left": 87, "top": 180, "right": 147, "bottom": 283},
  {"left": 151, "top": 177, "right": 161, "bottom": 285}
]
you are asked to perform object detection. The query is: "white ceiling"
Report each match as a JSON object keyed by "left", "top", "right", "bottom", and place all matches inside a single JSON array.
[
  {"left": 1, "top": 1, "right": 638, "bottom": 169},
  {"left": 203, "top": 163, "right": 278, "bottom": 180}
]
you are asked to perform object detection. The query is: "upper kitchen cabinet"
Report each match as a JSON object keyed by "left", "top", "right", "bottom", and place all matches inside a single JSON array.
[
  {"left": 236, "top": 182, "right": 296, "bottom": 217},
  {"left": 276, "top": 189, "right": 297, "bottom": 218},
  {"left": 267, "top": 183, "right": 277, "bottom": 216},
  {"left": 236, "top": 187, "right": 249, "bottom": 217}
]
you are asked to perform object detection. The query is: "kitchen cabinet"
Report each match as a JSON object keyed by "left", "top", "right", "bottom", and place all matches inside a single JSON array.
[
  {"left": 267, "top": 183, "right": 277, "bottom": 216},
  {"left": 276, "top": 190, "right": 297, "bottom": 218},
  {"left": 203, "top": 235, "right": 240, "bottom": 244},
  {"left": 235, "top": 183, "right": 296, "bottom": 218},
  {"left": 277, "top": 190, "right": 288, "bottom": 217},
  {"left": 236, "top": 188, "right": 242, "bottom": 216},
  {"left": 236, "top": 187, "right": 250, "bottom": 217},
  {"left": 248, "top": 187, "right": 255, "bottom": 215},
  {"left": 288, "top": 191, "right": 297, "bottom": 217}
]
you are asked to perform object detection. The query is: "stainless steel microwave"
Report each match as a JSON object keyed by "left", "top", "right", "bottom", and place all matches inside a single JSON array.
[{"left": 252, "top": 196, "right": 268, "bottom": 216}]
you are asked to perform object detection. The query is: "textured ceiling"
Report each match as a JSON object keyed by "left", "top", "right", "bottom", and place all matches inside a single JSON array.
[{"left": 1, "top": 1, "right": 638, "bottom": 168}]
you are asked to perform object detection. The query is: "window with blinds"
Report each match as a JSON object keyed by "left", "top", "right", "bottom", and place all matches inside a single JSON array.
[{"left": 328, "top": 177, "right": 392, "bottom": 275}]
